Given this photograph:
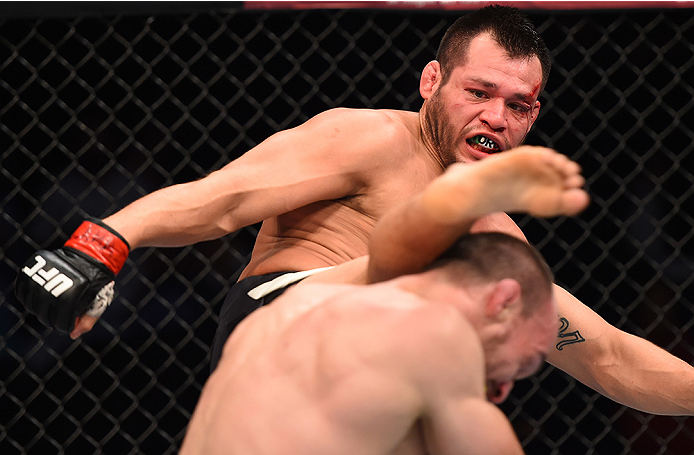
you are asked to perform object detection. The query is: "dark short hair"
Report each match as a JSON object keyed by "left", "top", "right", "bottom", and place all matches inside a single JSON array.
[
  {"left": 436, "top": 5, "right": 552, "bottom": 92},
  {"left": 428, "top": 232, "right": 554, "bottom": 316}
]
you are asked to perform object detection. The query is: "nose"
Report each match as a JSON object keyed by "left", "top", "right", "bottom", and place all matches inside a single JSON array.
[
  {"left": 479, "top": 98, "right": 506, "bottom": 130},
  {"left": 487, "top": 381, "right": 514, "bottom": 404}
]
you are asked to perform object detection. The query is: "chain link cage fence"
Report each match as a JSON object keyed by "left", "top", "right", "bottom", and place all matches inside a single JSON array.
[{"left": 1, "top": 1, "right": 693, "bottom": 454}]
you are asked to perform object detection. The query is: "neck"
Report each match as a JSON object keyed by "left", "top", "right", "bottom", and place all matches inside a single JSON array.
[
  {"left": 395, "top": 271, "right": 479, "bottom": 322},
  {"left": 418, "top": 108, "right": 447, "bottom": 171}
]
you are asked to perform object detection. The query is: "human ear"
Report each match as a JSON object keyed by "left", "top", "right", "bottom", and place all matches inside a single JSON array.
[
  {"left": 529, "top": 100, "right": 541, "bottom": 129},
  {"left": 420, "top": 60, "right": 442, "bottom": 100},
  {"left": 484, "top": 278, "right": 522, "bottom": 319}
]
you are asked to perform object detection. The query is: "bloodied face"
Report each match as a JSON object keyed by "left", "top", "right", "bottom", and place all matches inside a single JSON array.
[{"left": 421, "top": 33, "right": 543, "bottom": 165}]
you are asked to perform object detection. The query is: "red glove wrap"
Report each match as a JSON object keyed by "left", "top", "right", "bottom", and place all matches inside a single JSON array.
[{"left": 64, "top": 220, "right": 130, "bottom": 275}]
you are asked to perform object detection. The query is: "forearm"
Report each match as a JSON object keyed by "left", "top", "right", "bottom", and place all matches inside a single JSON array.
[
  {"left": 550, "top": 286, "right": 694, "bottom": 415},
  {"left": 593, "top": 332, "right": 694, "bottom": 415},
  {"left": 104, "top": 175, "right": 241, "bottom": 249}
]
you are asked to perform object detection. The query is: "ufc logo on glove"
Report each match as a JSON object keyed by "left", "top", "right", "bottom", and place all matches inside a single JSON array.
[
  {"left": 22, "top": 255, "right": 74, "bottom": 297},
  {"left": 15, "top": 218, "right": 130, "bottom": 333}
]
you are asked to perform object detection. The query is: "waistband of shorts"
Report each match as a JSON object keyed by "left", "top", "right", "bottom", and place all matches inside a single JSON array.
[{"left": 247, "top": 267, "right": 334, "bottom": 299}]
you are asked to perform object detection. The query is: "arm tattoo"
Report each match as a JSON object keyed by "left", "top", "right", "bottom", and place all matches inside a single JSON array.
[{"left": 556, "top": 317, "right": 585, "bottom": 351}]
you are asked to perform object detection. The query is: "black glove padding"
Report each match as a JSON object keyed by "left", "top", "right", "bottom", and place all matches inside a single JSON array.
[
  {"left": 15, "top": 248, "right": 116, "bottom": 333},
  {"left": 16, "top": 218, "right": 129, "bottom": 334}
]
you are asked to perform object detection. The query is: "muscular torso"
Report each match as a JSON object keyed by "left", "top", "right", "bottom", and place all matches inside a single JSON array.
[
  {"left": 240, "top": 111, "right": 441, "bottom": 278},
  {"left": 241, "top": 198, "right": 378, "bottom": 278},
  {"left": 181, "top": 282, "right": 452, "bottom": 455},
  {"left": 240, "top": 109, "right": 520, "bottom": 279}
]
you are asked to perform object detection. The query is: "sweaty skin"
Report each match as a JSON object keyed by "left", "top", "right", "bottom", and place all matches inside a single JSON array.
[
  {"left": 239, "top": 111, "right": 436, "bottom": 279},
  {"left": 74, "top": 33, "right": 540, "bottom": 333},
  {"left": 305, "top": 146, "right": 588, "bottom": 405},
  {"left": 181, "top": 281, "right": 527, "bottom": 455},
  {"left": 69, "top": 32, "right": 694, "bottom": 418},
  {"left": 243, "top": 33, "right": 543, "bottom": 278},
  {"left": 180, "top": 148, "right": 578, "bottom": 455}
]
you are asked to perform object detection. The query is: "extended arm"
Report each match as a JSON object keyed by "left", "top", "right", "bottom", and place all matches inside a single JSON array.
[
  {"left": 105, "top": 108, "right": 390, "bottom": 249},
  {"left": 549, "top": 285, "right": 694, "bottom": 415},
  {"left": 19, "top": 108, "right": 401, "bottom": 337}
]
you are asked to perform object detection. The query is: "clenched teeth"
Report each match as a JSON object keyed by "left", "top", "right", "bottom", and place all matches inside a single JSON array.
[{"left": 468, "top": 135, "right": 500, "bottom": 152}]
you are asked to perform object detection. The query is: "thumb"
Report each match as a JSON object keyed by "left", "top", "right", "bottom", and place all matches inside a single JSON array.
[{"left": 70, "top": 314, "right": 99, "bottom": 339}]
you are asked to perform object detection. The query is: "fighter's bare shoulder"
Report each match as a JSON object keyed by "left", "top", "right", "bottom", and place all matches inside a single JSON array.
[
  {"left": 300, "top": 108, "right": 421, "bottom": 155},
  {"left": 398, "top": 302, "right": 485, "bottom": 394},
  {"left": 306, "top": 107, "right": 417, "bottom": 134}
]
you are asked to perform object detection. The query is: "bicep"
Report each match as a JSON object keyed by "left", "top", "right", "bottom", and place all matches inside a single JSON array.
[
  {"left": 423, "top": 398, "right": 524, "bottom": 455},
  {"left": 547, "top": 284, "right": 616, "bottom": 389},
  {"left": 215, "top": 108, "right": 404, "bottom": 228},
  {"left": 300, "top": 256, "right": 370, "bottom": 285}
]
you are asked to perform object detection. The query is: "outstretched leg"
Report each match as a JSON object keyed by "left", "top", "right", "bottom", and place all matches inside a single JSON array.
[
  {"left": 367, "top": 146, "right": 589, "bottom": 282},
  {"left": 424, "top": 145, "right": 589, "bottom": 224}
]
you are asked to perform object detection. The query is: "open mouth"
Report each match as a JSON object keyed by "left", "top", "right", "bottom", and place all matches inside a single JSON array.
[{"left": 467, "top": 135, "right": 501, "bottom": 154}]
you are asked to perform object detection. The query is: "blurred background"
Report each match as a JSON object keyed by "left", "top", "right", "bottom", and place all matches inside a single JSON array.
[{"left": 1, "top": 1, "right": 693, "bottom": 454}]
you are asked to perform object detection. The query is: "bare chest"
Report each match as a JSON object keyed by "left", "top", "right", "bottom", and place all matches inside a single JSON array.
[{"left": 243, "top": 167, "right": 437, "bottom": 277}]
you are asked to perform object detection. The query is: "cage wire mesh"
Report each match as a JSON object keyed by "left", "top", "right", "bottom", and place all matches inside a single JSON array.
[{"left": 1, "top": 3, "right": 693, "bottom": 455}]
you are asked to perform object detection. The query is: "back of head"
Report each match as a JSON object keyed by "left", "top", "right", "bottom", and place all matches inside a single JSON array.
[
  {"left": 427, "top": 232, "right": 554, "bottom": 317},
  {"left": 436, "top": 5, "right": 551, "bottom": 91}
]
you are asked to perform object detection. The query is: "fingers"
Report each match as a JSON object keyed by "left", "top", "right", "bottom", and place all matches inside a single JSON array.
[{"left": 70, "top": 314, "right": 99, "bottom": 339}]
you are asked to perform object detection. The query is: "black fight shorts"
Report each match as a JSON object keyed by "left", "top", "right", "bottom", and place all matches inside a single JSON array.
[{"left": 210, "top": 268, "right": 331, "bottom": 371}]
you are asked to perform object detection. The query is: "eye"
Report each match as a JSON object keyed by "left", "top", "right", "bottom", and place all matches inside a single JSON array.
[
  {"left": 509, "top": 103, "right": 530, "bottom": 113},
  {"left": 468, "top": 90, "right": 487, "bottom": 99}
]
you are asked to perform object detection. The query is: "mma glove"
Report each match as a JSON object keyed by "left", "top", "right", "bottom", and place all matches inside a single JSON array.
[{"left": 15, "top": 218, "right": 130, "bottom": 334}]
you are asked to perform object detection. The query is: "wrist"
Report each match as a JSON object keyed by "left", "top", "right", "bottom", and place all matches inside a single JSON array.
[{"left": 64, "top": 219, "right": 130, "bottom": 275}]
